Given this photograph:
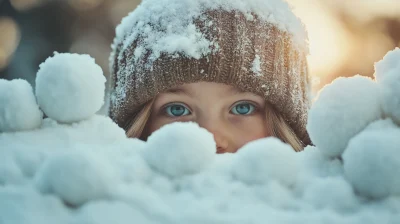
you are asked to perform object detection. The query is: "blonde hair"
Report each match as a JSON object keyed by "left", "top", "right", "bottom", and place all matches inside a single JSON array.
[{"left": 125, "top": 100, "right": 304, "bottom": 152}]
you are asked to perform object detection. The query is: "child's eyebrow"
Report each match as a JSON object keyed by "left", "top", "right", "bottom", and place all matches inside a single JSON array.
[
  {"left": 165, "top": 87, "right": 192, "bottom": 96},
  {"left": 228, "top": 86, "right": 260, "bottom": 97},
  {"left": 228, "top": 86, "right": 249, "bottom": 95},
  {"left": 164, "top": 85, "right": 254, "bottom": 97}
]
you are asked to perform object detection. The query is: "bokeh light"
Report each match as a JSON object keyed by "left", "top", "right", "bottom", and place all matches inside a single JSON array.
[
  {"left": 10, "top": 0, "right": 45, "bottom": 11},
  {"left": 0, "top": 17, "right": 20, "bottom": 71}
]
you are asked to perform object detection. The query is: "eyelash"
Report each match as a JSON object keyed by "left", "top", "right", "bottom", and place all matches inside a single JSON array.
[
  {"left": 230, "top": 101, "right": 258, "bottom": 115},
  {"left": 162, "top": 101, "right": 259, "bottom": 117},
  {"left": 163, "top": 103, "right": 191, "bottom": 117}
]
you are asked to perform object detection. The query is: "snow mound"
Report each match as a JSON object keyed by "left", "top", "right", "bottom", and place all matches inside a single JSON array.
[
  {"left": 0, "top": 79, "right": 42, "bottom": 132},
  {"left": 374, "top": 47, "right": 400, "bottom": 125},
  {"left": 35, "top": 53, "right": 106, "bottom": 123},
  {"left": 35, "top": 152, "right": 116, "bottom": 206},
  {"left": 306, "top": 47, "right": 400, "bottom": 201},
  {"left": 1, "top": 48, "right": 400, "bottom": 223}
]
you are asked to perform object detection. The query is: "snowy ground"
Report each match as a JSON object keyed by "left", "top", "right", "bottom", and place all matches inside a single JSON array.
[{"left": 1, "top": 49, "right": 400, "bottom": 223}]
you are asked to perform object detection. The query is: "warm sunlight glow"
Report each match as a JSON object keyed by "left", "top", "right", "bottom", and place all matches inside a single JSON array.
[{"left": 288, "top": 0, "right": 352, "bottom": 78}]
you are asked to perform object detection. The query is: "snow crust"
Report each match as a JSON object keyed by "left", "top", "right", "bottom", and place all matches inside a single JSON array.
[{"left": 1, "top": 50, "right": 400, "bottom": 223}]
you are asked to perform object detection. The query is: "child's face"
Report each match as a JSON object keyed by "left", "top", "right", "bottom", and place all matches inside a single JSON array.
[{"left": 145, "top": 82, "right": 271, "bottom": 153}]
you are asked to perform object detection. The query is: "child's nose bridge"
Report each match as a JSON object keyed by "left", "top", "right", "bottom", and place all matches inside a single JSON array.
[{"left": 196, "top": 115, "right": 230, "bottom": 149}]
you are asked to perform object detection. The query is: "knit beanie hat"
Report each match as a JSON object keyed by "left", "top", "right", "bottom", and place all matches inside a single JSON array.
[{"left": 109, "top": 0, "right": 312, "bottom": 145}]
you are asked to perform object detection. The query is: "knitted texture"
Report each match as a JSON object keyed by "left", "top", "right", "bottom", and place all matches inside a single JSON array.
[{"left": 109, "top": 10, "right": 311, "bottom": 145}]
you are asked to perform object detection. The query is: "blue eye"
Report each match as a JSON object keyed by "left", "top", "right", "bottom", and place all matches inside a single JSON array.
[
  {"left": 165, "top": 104, "right": 190, "bottom": 117},
  {"left": 231, "top": 102, "right": 256, "bottom": 115}
]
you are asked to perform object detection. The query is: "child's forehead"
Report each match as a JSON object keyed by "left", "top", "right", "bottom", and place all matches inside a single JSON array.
[{"left": 165, "top": 82, "right": 256, "bottom": 96}]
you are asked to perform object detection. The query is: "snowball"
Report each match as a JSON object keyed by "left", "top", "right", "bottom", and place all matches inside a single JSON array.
[
  {"left": 0, "top": 79, "right": 42, "bottom": 132},
  {"left": 374, "top": 48, "right": 400, "bottom": 125},
  {"left": 35, "top": 53, "right": 105, "bottom": 123},
  {"left": 35, "top": 152, "right": 116, "bottom": 206},
  {"left": 374, "top": 47, "right": 400, "bottom": 81},
  {"left": 343, "top": 125, "right": 400, "bottom": 199},
  {"left": 231, "top": 137, "right": 300, "bottom": 186},
  {"left": 307, "top": 75, "right": 382, "bottom": 157},
  {"left": 143, "top": 122, "right": 216, "bottom": 177}
]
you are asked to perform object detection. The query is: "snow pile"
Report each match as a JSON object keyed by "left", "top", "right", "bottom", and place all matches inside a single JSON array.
[
  {"left": 1, "top": 50, "right": 400, "bottom": 223},
  {"left": 308, "top": 47, "right": 400, "bottom": 200}
]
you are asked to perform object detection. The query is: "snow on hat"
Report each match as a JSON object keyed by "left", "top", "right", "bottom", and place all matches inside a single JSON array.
[{"left": 109, "top": 0, "right": 311, "bottom": 145}]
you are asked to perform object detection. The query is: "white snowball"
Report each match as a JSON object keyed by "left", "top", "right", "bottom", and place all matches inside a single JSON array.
[
  {"left": 34, "top": 152, "right": 116, "bottom": 206},
  {"left": 374, "top": 48, "right": 400, "bottom": 125},
  {"left": 0, "top": 79, "right": 42, "bottom": 132},
  {"left": 343, "top": 124, "right": 400, "bottom": 199},
  {"left": 307, "top": 75, "right": 382, "bottom": 157},
  {"left": 143, "top": 122, "right": 216, "bottom": 177},
  {"left": 35, "top": 53, "right": 105, "bottom": 123},
  {"left": 231, "top": 137, "right": 299, "bottom": 186}
]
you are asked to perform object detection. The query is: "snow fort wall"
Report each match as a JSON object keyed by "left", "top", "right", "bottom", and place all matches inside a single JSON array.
[{"left": 0, "top": 49, "right": 400, "bottom": 223}]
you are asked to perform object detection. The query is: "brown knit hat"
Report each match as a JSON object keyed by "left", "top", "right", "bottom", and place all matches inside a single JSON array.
[{"left": 109, "top": 0, "right": 311, "bottom": 145}]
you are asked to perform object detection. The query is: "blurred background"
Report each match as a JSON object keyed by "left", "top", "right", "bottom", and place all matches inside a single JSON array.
[{"left": 0, "top": 0, "right": 399, "bottom": 94}]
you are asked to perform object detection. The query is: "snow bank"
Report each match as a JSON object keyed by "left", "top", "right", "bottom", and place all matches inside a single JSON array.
[{"left": 1, "top": 50, "right": 400, "bottom": 223}]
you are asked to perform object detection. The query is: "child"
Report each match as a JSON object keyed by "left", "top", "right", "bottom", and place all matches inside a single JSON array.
[{"left": 108, "top": 0, "right": 311, "bottom": 152}]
